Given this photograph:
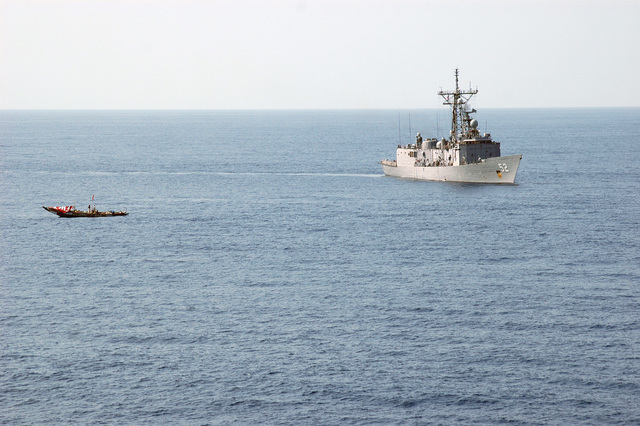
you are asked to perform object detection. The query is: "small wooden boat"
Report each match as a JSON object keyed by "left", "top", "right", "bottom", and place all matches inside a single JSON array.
[{"left": 43, "top": 205, "right": 128, "bottom": 218}]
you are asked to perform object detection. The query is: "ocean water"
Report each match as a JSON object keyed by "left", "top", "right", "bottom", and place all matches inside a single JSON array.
[{"left": 1, "top": 109, "right": 639, "bottom": 424}]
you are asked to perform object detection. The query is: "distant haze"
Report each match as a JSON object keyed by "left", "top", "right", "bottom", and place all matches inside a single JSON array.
[{"left": 2, "top": 0, "right": 639, "bottom": 109}]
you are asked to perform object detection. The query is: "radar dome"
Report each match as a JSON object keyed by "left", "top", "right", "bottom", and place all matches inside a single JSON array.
[{"left": 470, "top": 119, "right": 479, "bottom": 129}]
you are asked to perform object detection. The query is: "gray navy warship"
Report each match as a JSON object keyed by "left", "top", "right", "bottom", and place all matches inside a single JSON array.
[{"left": 381, "top": 69, "right": 522, "bottom": 183}]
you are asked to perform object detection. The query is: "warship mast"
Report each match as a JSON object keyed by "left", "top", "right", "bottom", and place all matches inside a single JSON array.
[{"left": 438, "top": 69, "right": 478, "bottom": 143}]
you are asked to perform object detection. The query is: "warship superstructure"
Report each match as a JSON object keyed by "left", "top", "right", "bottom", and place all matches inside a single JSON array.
[{"left": 381, "top": 69, "right": 522, "bottom": 183}]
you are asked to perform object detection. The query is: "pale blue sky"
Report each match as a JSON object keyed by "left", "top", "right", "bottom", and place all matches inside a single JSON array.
[{"left": 1, "top": 0, "right": 639, "bottom": 109}]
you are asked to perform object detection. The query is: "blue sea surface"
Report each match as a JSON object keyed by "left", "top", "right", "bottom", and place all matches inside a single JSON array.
[{"left": 1, "top": 109, "right": 639, "bottom": 424}]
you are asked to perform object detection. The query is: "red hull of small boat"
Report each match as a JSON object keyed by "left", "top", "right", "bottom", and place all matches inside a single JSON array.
[{"left": 43, "top": 206, "right": 128, "bottom": 217}]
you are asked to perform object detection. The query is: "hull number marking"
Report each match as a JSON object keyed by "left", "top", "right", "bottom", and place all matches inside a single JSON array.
[{"left": 498, "top": 163, "right": 509, "bottom": 173}]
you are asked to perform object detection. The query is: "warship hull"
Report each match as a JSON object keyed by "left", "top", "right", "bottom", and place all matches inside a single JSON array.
[{"left": 381, "top": 154, "right": 522, "bottom": 184}]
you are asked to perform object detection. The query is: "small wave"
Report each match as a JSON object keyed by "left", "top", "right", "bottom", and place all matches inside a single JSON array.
[
  {"left": 215, "top": 171, "right": 383, "bottom": 178},
  {"left": 455, "top": 394, "right": 500, "bottom": 406}
]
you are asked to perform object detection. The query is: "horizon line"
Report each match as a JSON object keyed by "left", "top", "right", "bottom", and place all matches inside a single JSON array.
[{"left": 2, "top": 106, "right": 640, "bottom": 112}]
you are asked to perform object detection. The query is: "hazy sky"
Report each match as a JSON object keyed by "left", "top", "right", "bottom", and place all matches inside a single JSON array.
[{"left": 2, "top": 0, "right": 639, "bottom": 109}]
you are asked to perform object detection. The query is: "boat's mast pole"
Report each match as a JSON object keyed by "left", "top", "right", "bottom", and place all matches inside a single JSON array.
[
  {"left": 452, "top": 69, "right": 459, "bottom": 142},
  {"left": 438, "top": 69, "right": 478, "bottom": 144},
  {"left": 439, "top": 69, "right": 460, "bottom": 144}
]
